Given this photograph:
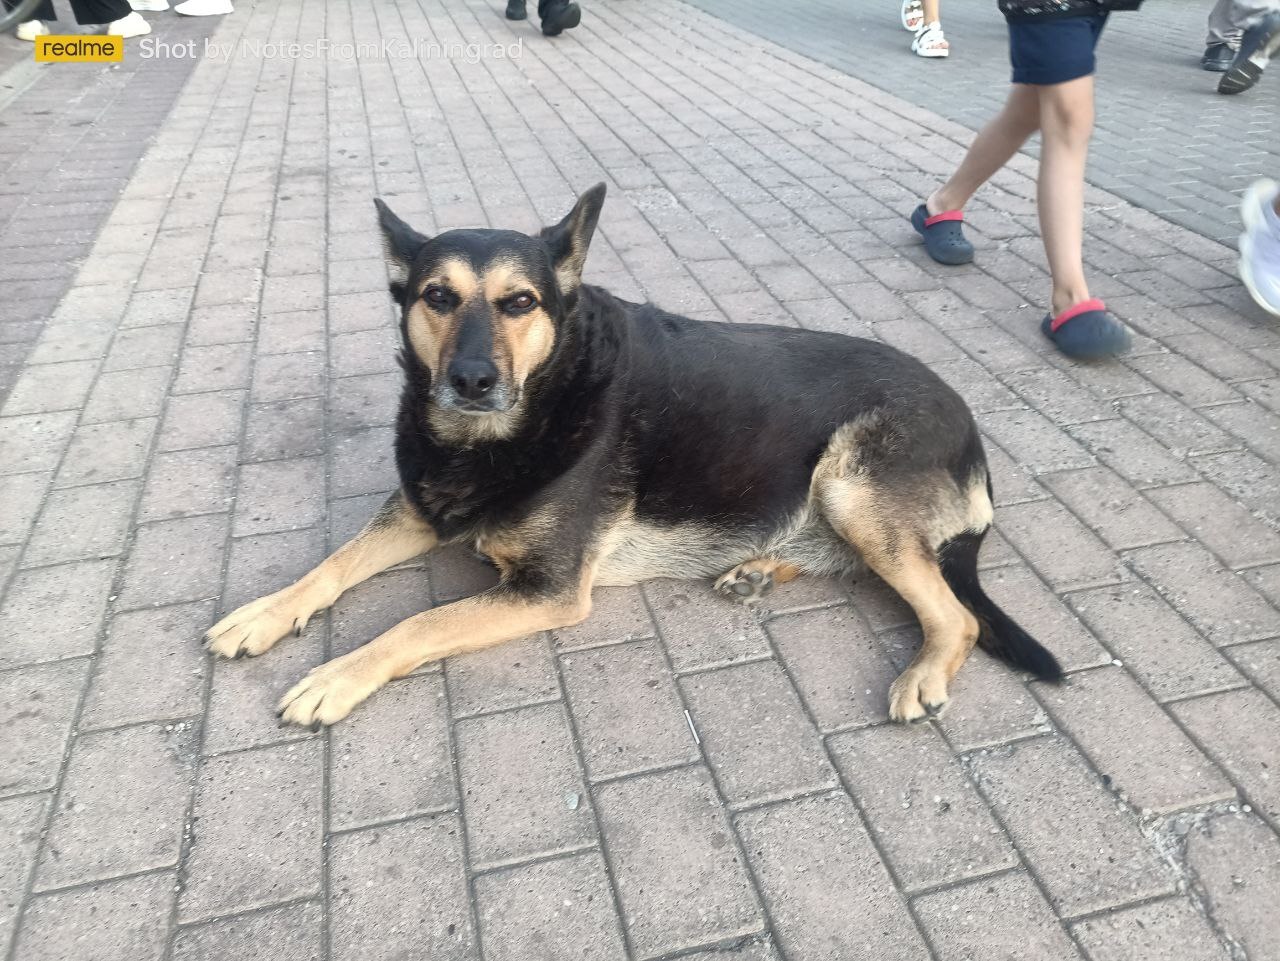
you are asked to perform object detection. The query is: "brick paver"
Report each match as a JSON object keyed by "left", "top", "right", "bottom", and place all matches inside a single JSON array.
[{"left": 0, "top": 0, "right": 1279, "bottom": 959}]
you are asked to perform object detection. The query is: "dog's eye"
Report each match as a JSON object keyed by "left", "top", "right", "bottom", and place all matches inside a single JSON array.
[
  {"left": 507, "top": 293, "right": 536, "bottom": 312},
  {"left": 424, "top": 286, "right": 448, "bottom": 306}
]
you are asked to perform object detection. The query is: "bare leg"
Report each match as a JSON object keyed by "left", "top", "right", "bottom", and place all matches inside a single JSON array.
[
  {"left": 278, "top": 585, "right": 592, "bottom": 726},
  {"left": 1036, "top": 75, "right": 1095, "bottom": 315},
  {"left": 917, "top": 0, "right": 949, "bottom": 52},
  {"left": 204, "top": 491, "right": 437, "bottom": 658},
  {"left": 928, "top": 84, "right": 1041, "bottom": 214}
]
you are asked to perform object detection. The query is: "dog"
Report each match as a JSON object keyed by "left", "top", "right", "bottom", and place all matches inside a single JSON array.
[{"left": 204, "top": 183, "right": 1064, "bottom": 728}]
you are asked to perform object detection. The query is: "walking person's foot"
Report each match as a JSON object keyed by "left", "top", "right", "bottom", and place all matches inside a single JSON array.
[
  {"left": 901, "top": 0, "right": 924, "bottom": 32},
  {"left": 540, "top": 0, "right": 580, "bottom": 35},
  {"left": 1239, "top": 179, "right": 1280, "bottom": 317},
  {"left": 1218, "top": 12, "right": 1280, "bottom": 93},
  {"left": 108, "top": 11, "right": 151, "bottom": 36},
  {"left": 15, "top": 20, "right": 49, "bottom": 41},
  {"left": 174, "top": 0, "right": 234, "bottom": 14},
  {"left": 912, "top": 21, "right": 949, "bottom": 58},
  {"left": 910, "top": 193, "right": 973, "bottom": 265},
  {"left": 506, "top": 0, "right": 527, "bottom": 20},
  {"left": 1041, "top": 298, "right": 1131, "bottom": 360},
  {"left": 1200, "top": 42, "right": 1235, "bottom": 71}
]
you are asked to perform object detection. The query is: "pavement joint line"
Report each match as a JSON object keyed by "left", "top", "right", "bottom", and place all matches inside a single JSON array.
[
  {"left": 552, "top": 632, "right": 661, "bottom": 656},
  {"left": 585, "top": 757, "right": 704, "bottom": 788},
  {"left": 27, "top": 865, "right": 174, "bottom": 903},
  {"left": 325, "top": 803, "right": 462, "bottom": 838},
  {"left": 727, "top": 784, "right": 847, "bottom": 817},
  {"left": 0, "top": 653, "right": 95, "bottom": 677},
  {"left": 198, "top": 730, "right": 316, "bottom": 761},
  {"left": 74, "top": 713, "right": 203, "bottom": 739},
  {"left": 644, "top": 933, "right": 777, "bottom": 961},
  {"left": 448, "top": 694, "right": 565, "bottom": 723},
  {"left": 1155, "top": 681, "right": 1263, "bottom": 706},
  {"left": 900, "top": 863, "right": 1024, "bottom": 901},
  {"left": 670, "top": 652, "right": 778, "bottom": 679},
  {"left": 171, "top": 893, "right": 323, "bottom": 932}
]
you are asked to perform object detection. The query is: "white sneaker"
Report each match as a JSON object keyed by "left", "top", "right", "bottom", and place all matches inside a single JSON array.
[
  {"left": 107, "top": 11, "right": 152, "bottom": 36},
  {"left": 1240, "top": 178, "right": 1280, "bottom": 318},
  {"left": 15, "top": 19, "right": 50, "bottom": 41},
  {"left": 174, "top": 0, "right": 234, "bottom": 14},
  {"left": 130, "top": 0, "right": 171, "bottom": 10}
]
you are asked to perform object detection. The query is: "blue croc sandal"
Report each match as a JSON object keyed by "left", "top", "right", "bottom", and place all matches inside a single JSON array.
[
  {"left": 1041, "top": 298, "right": 1131, "bottom": 360},
  {"left": 911, "top": 204, "right": 974, "bottom": 265}
]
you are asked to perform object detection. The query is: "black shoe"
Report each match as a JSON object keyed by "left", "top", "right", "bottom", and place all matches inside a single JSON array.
[
  {"left": 505, "top": 0, "right": 526, "bottom": 20},
  {"left": 1201, "top": 42, "right": 1234, "bottom": 71},
  {"left": 540, "top": 0, "right": 580, "bottom": 35},
  {"left": 1219, "top": 12, "right": 1280, "bottom": 93}
]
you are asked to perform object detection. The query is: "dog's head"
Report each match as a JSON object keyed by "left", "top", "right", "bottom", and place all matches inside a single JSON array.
[{"left": 375, "top": 184, "right": 606, "bottom": 434}]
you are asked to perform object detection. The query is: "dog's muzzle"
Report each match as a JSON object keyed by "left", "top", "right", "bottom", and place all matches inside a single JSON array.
[{"left": 433, "top": 381, "right": 516, "bottom": 415}]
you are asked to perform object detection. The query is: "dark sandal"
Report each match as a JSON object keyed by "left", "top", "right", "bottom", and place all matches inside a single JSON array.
[
  {"left": 910, "top": 204, "right": 974, "bottom": 265},
  {"left": 1040, "top": 298, "right": 1131, "bottom": 359}
]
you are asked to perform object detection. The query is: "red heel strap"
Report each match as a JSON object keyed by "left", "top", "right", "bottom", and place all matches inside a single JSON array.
[
  {"left": 923, "top": 209, "right": 964, "bottom": 227},
  {"left": 1050, "top": 298, "right": 1106, "bottom": 333}
]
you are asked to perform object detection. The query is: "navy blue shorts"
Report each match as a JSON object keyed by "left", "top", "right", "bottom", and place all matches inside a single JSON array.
[{"left": 1008, "top": 13, "right": 1108, "bottom": 85}]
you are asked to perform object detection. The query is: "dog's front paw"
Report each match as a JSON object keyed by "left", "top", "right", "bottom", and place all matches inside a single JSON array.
[
  {"left": 276, "top": 652, "right": 386, "bottom": 728},
  {"left": 888, "top": 663, "right": 950, "bottom": 724},
  {"left": 203, "top": 586, "right": 317, "bottom": 659}
]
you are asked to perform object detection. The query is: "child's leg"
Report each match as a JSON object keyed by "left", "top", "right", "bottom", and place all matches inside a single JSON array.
[
  {"left": 1035, "top": 75, "right": 1094, "bottom": 314},
  {"left": 922, "top": 0, "right": 940, "bottom": 22},
  {"left": 927, "top": 84, "right": 1040, "bottom": 214}
]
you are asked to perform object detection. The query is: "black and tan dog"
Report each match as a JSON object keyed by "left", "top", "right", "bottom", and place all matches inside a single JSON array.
[{"left": 204, "top": 184, "right": 1064, "bottom": 727}]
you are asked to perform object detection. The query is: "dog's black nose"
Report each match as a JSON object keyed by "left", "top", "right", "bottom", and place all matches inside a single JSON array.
[{"left": 448, "top": 358, "right": 498, "bottom": 401}]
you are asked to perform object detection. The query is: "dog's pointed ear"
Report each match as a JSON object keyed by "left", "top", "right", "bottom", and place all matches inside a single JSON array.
[
  {"left": 541, "top": 183, "right": 606, "bottom": 296},
  {"left": 375, "top": 198, "right": 429, "bottom": 306}
]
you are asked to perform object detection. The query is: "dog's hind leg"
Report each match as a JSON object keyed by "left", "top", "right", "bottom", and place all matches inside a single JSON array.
[
  {"left": 277, "top": 576, "right": 593, "bottom": 727},
  {"left": 714, "top": 558, "right": 801, "bottom": 604},
  {"left": 204, "top": 490, "right": 437, "bottom": 659},
  {"left": 817, "top": 474, "right": 979, "bottom": 724}
]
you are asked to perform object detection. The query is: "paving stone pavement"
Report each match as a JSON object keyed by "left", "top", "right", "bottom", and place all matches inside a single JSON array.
[
  {"left": 683, "top": 0, "right": 1280, "bottom": 246},
  {"left": 1, "top": 0, "right": 1280, "bottom": 959},
  {"left": 0, "top": 12, "right": 221, "bottom": 404}
]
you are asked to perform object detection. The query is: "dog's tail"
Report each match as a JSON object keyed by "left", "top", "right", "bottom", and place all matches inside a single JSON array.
[{"left": 937, "top": 529, "right": 1064, "bottom": 682}]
